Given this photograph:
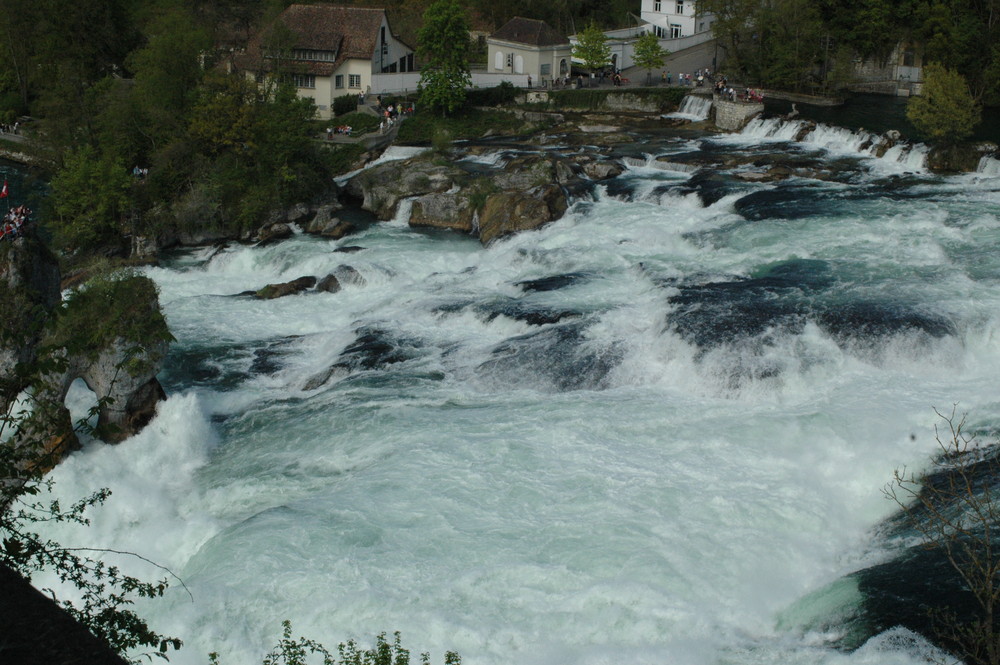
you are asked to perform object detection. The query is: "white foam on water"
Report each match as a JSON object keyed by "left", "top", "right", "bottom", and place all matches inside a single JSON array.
[{"left": 30, "top": 139, "right": 1000, "bottom": 665}]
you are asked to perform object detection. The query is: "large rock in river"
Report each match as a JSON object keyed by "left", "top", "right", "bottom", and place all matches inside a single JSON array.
[
  {"left": 478, "top": 184, "right": 568, "bottom": 245},
  {"left": 345, "top": 158, "right": 462, "bottom": 219}
]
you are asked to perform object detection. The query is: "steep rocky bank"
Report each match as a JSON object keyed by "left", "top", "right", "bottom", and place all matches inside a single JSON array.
[{"left": 0, "top": 232, "right": 171, "bottom": 470}]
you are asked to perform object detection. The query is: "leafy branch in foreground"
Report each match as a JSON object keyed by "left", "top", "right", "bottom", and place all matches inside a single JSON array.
[
  {"left": 210, "top": 622, "right": 461, "bottom": 665},
  {"left": 0, "top": 387, "right": 184, "bottom": 662},
  {"left": 885, "top": 407, "right": 1000, "bottom": 665}
]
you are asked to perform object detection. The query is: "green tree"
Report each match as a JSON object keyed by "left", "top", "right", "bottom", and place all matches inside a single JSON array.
[
  {"left": 907, "top": 62, "right": 981, "bottom": 143},
  {"left": 127, "top": 7, "right": 211, "bottom": 151},
  {"left": 49, "top": 145, "right": 133, "bottom": 251},
  {"left": 632, "top": 32, "right": 670, "bottom": 85},
  {"left": 572, "top": 22, "right": 611, "bottom": 84},
  {"left": 757, "top": 0, "right": 824, "bottom": 91},
  {"left": 417, "top": 0, "right": 472, "bottom": 117}
]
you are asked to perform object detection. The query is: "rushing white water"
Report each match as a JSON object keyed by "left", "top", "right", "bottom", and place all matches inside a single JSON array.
[
  {"left": 664, "top": 95, "right": 713, "bottom": 122},
  {"left": 33, "top": 127, "right": 1000, "bottom": 665},
  {"left": 736, "top": 118, "right": 928, "bottom": 171},
  {"left": 978, "top": 155, "right": 1000, "bottom": 175}
]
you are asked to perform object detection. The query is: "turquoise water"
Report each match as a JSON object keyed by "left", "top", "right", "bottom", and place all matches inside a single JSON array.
[{"left": 33, "top": 129, "right": 1000, "bottom": 665}]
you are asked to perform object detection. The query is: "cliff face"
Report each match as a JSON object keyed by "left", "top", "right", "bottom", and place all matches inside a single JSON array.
[
  {"left": 0, "top": 234, "right": 171, "bottom": 469},
  {"left": 0, "top": 235, "right": 61, "bottom": 413}
]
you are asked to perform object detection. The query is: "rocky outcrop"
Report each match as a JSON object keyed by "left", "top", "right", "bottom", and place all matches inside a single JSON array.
[
  {"left": 39, "top": 274, "right": 172, "bottom": 446},
  {"left": 927, "top": 143, "right": 983, "bottom": 173},
  {"left": 0, "top": 235, "right": 61, "bottom": 413},
  {"left": 347, "top": 151, "right": 598, "bottom": 245},
  {"left": 478, "top": 183, "right": 568, "bottom": 245},
  {"left": 1, "top": 266, "right": 172, "bottom": 469},
  {"left": 256, "top": 276, "right": 317, "bottom": 299},
  {"left": 345, "top": 159, "right": 462, "bottom": 219},
  {"left": 0, "top": 562, "right": 130, "bottom": 665},
  {"left": 410, "top": 193, "right": 476, "bottom": 233}
]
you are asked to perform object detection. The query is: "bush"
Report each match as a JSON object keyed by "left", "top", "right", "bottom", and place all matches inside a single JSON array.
[
  {"left": 333, "top": 94, "right": 359, "bottom": 117},
  {"left": 209, "top": 622, "right": 461, "bottom": 665},
  {"left": 331, "top": 112, "right": 380, "bottom": 136},
  {"left": 465, "top": 81, "right": 519, "bottom": 107}
]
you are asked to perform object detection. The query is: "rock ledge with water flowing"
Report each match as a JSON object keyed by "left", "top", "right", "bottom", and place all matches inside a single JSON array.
[{"left": 1, "top": 238, "right": 171, "bottom": 466}]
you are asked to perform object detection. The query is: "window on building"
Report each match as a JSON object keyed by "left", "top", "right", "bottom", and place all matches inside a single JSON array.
[
  {"left": 292, "top": 74, "right": 316, "bottom": 89},
  {"left": 670, "top": 23, "right": 682, "bottom": 38},
  {"left": 559, "top": 58, "right": 568, "bottom": 75},
  {"left": 335, "top": 74, "right": 344, "bottom": 89},
  {"left": 349, "top": 74, "right": 361, "bottom": 88},
  {"left": 541, "top": 63, "right": 551, "bottom": 75},
  {"left": 654, "top": 0, "right": 661, "bottom": 11},
  {"left": 495, "top": 51, "right": 504, "bottom": 70},
  {"left": 291, "top": 49, "right": 335, "bottom": 62},
  {"left": 654, "top": 25, "right": 666, "bottom": 38},
  {"left": 676, "top": 0, "right": 684, "bottom": 14}
]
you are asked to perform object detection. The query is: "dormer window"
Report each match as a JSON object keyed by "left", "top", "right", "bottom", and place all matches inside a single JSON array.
[{"left": 289, "top": 49, "right": 336, "bottom": 62}]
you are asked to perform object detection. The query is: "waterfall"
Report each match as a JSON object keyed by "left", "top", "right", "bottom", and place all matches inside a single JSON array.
[
  {"left": 737, "top": 117, "right": 928, "bottom": 170},
  {"left": 664, "top": 95, "right": 713, "bottom": 121},
  {"left": 622, "top": 155, "right": 700, "bottom": 172},
  {"left": 977, "top": 155, "right": 1000, "bottom": 175}
]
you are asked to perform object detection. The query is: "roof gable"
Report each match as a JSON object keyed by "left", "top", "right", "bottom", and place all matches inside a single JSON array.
[
  {"left": 490, "top": 17, "right": 568, "bottom": 47},
  {"left": 277, "top": 4, "right": 386, "bottom": 59}
]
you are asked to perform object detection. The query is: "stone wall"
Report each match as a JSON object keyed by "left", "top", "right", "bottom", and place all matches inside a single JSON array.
[{"left": 713, "top": 99, "right": 763, "bottom": 131}]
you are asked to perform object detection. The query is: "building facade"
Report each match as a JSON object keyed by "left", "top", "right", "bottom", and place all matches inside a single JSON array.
[
  {"left": 236, "top": 4, "right": 414, "bottom": 118},
  {"left": 639, "top": 0, "right": 713, "bottom": 39},
  {"left": 487, "top": 17, "right": 573, "bottom": 86}
]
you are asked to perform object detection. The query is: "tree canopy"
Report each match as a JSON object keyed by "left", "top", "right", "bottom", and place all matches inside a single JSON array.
[
  {"left": 573, "top": 22, "right": 611, "bottom": 78},
  {"left": 907, "top": 62, "right": 981, "bottom": 143},
  {"left": 632, "top": 32, "right": 670, "bottom": 85},
  {"left": 418, "top": 0, "right": 473, "bottom": 116}
]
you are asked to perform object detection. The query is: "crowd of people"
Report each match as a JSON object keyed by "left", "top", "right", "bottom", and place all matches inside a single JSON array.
[
  {"left": 0, "top": 205, "right": 30, "bottom": 241},
  {"left": 712, "top": 77, "right": 764, "bottom": 103}
]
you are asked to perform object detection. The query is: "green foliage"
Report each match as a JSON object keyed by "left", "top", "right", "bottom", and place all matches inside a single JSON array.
[
  {"left": 0, "top": 379, "right": 181, "bottom": 663},
  {"left": 46, "top": 272, "right": 173, "bottom": 367},
  {"left": 907, "top": 63, "right": 981, "bottom": 144},
  {"left": 572, "top": 22, "right": 611, "bottom": 76},
  {"left": 334, "top": 94, "right": 360, "bottom": 117},
  {"left": 632, "top": 32, "right": 670, "bottom": 85},
  {"left": 49, "top": 145, "right": 132, "bottom": 251},
  {"left": 333, "top": 113, "right": 381, "bottom": 136},
  {"left": 417, "top": 0, "right": 472, "bottom": 116},
  {"left": 396, "top": 108, "right": 524, "bottom": 144},
  {"left": 465, "top": 176, "right": 500, "bottom": 211},
  {"left": 465, "top": 81, "right": 519, "bottom": 106},
  {"left": 209, "top": 623, "right": 461, "bottom": 665},
  {"left": 324, "top": 144, "right": 368, "bottom": 176},
  {"left": 127, "top": 7, "right": 211, "bottom": 148}
]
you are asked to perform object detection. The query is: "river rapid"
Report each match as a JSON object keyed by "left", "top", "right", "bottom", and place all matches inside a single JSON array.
[{"left": 34, "top": 116, "right": 1000, "bottom": 665}]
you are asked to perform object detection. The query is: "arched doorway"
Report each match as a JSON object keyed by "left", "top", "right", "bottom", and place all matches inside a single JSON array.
[{"left": 559, "top": 58, "right": 568, "bottom": 75}]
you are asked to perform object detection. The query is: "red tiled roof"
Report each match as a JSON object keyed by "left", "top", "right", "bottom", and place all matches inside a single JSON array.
[
  {"left": 490, "top": 17, "right": 568, "bottom": 47},
  {"left": 236, "top": 4, "right": 389, "bottom": 75}
]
